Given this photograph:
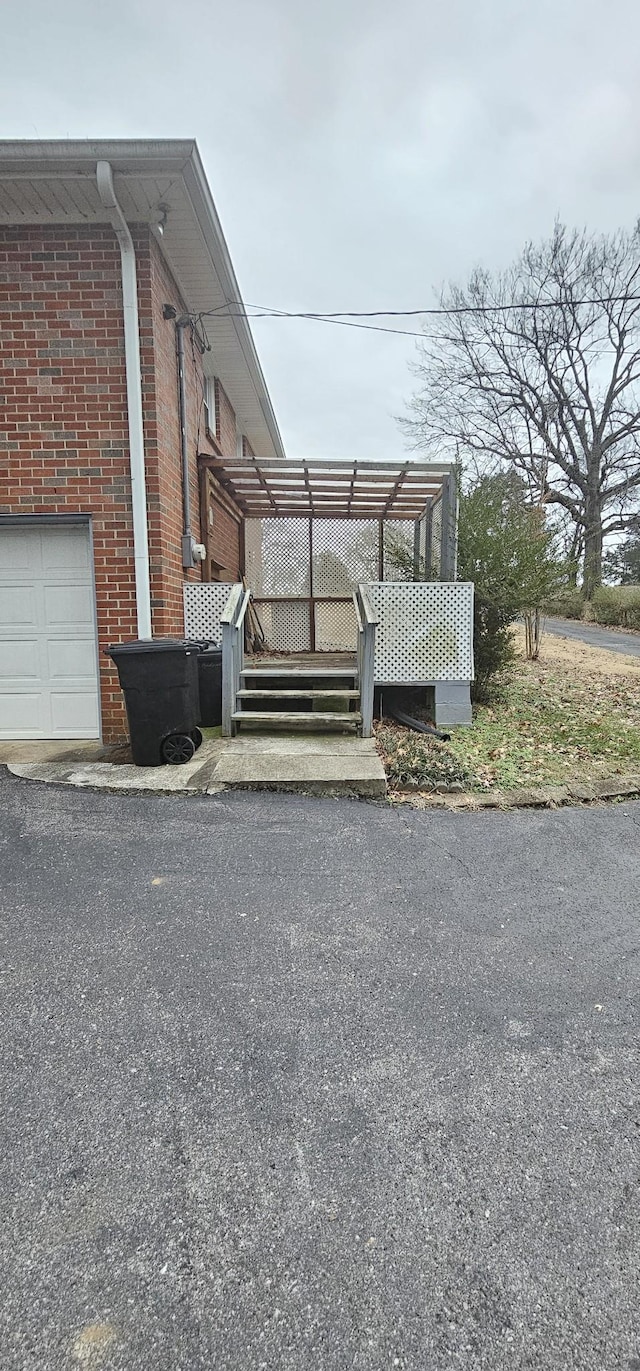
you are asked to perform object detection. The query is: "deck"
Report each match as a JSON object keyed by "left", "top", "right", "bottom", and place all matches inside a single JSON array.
[{"left": 245, "top": 651, "right": 357, "bottom": 671}]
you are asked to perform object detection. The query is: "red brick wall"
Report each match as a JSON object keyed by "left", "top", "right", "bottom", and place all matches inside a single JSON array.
[
  {"left": 207, "top": 482, "right": 241, "bottom": 579},
  {"left": 214, "top": 378, "right": 238, "bottom": 455},
  {"left": 145, "top": 235, "right": 213, "bottom": 634},
  {"left": 0, "top": 223, "right": 244, "bottom": 742},
  {"left": 144, "top": 237, "right": 244, "bottom": 618},
  {"left": 0, "top": 224, "right": 137, "bottom": 740}
]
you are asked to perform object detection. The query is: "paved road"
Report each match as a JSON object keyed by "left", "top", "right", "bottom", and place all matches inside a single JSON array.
[
  {"left": 544, "top": 615, "right": 640, "bottom": 657},
  {"left": 1, "top": 772, "right": 639, "bottom": 1371}
]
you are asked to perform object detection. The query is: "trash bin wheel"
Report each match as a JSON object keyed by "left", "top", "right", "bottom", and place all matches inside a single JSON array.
[
  {"left": 161, "top": 732, "right": 196, "bottom": 765},
  {"left": 190, "top": 727, "right": 203, "bottom": 750}
]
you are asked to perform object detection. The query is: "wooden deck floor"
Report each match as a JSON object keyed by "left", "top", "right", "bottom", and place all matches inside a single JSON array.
[{"left": 245, "top": 651, "right": 357, "bottom": 671}]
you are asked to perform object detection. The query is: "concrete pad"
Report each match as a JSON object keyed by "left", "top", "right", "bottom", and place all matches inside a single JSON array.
[
  {"left": 7, "top": 739, "right": 224, "bottom": 794},
  {"left": 213, "top": 733, "right": 387, "bottom": 796},
  {"left": 0, "top": 739, "right": 123, "bottom": 764},
  {"left": 4, "top": 732, "right": 386, "bottom": 799}
]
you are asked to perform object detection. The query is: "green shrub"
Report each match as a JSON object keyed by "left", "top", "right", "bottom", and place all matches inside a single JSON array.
[
  {"left": 591, "top": 585, "right": 640, "bottom": 629},
  {"left": 544, "top": 588, "right": 585, "bottom": 620},
  {"left": 457, "top": 472, "right": 566, "bottom": 698},
  {"left": 472, "top": 606, "right": 517, "bottom": 701}
]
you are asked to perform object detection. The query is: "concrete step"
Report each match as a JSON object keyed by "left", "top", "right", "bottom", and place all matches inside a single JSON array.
[
  {"left": 213, "top": 733, "right": 387, "bottom": 796},
  {"left": 237, "top": 688, "right": 360, "bottom": 700},
  {"left": 232, "top": 710, "right": 361, "bottom": 728}
]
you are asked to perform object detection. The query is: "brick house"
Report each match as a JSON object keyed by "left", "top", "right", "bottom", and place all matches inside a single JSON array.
[{"left": 0, "top": 140, "right": 285, "bottom": 743}]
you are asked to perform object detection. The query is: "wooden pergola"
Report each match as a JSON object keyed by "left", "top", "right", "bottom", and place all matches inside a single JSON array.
[{"left": 198, "top": 455, "right": 454, "bottom": 520}]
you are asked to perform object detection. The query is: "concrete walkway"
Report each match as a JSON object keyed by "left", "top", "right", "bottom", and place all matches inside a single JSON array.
[
  {"left": 2, "top": 731, "right": 386, "bottom": 797},
  {"left": 5, "top": 737, "right": 227, "bottom": 793},
  {"left": 544, "top": 615, "right": 640, "bottom": 657}
]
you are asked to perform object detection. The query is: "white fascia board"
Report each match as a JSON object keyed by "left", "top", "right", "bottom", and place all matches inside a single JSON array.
[{"left": 180, "top": 146, "right": 286, "bottom": 461}]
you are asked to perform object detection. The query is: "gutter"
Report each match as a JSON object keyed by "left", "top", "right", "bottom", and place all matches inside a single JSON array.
[{"left": 96, "top": 160, "right": 152, "bottom": 639}]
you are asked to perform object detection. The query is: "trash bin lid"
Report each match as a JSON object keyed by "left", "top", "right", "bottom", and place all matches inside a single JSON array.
[{"left": 106, "top": 638, "right": 199, "bottom": 656}]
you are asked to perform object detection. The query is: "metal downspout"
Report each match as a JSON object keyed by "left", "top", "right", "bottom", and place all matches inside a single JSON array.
[
  {"left": 96, "top": 160, "right": 152, "bottom": 638},
  {"left": 175, "top": 317, "right": 195, "bottom": 568}
]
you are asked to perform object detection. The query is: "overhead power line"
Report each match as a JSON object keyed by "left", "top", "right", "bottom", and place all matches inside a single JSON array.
[{"left": 194, "top": 294, "right": 640, "bottom": 341}]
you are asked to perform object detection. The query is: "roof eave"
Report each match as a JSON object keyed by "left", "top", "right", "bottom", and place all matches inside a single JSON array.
[
  {"left": 181, "top": 147, "right": 286, "bottom": 461},
  {"left": 0, "top": 138, "right": 197, "bottom": 176},
  {"left": 0, "top": 138, "right": 286, "bottom": 461}
]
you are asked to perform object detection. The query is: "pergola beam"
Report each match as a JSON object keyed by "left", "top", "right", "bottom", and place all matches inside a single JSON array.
[{"left": 197, "top": 454, "right": 450, "bottom": 520}]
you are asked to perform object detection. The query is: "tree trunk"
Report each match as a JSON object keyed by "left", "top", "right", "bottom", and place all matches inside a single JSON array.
[
  {"left": 524, "top": 608, "right": 542, "bottom": 660},
  {"left": 582, "top": 498, "right": 603, "bottom": 600}
]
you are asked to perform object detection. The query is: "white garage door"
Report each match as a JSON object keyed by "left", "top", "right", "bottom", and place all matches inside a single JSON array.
[{"left": 0, "top": 523, "right": 100, "bottom": 739}]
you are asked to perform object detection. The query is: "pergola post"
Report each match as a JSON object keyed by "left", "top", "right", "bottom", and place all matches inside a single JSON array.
[
  {"left": 413, "top": 519, "right": 421, "bottom": 581},
  {"left": 440, "top": 472, "right": 458, "bottom": 580}
]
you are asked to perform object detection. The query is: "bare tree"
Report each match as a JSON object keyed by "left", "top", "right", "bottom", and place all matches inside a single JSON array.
[{"left": 404, "top": 222, "right": 640, "bottom": 598}]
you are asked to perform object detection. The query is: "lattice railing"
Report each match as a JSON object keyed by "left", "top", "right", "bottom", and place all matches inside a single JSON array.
[
  {"left": 366, "top": 581, "right": 474, "bottom": 682},
  {"left": 184, "top": 582, "right": 234, "bottom": 643}
]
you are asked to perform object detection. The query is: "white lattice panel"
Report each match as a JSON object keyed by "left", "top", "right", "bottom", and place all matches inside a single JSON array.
[
  {"left": 430, "top": 498, "right": 443, "bottom": 576},
  {"left": 183, "top": 583, "right": 234, "bottom": 643},
  {"left": 367, "top": 582, "right": 474, "bottom": 682},
  {"left": 383, "top": 521, "right": 414, "bottom": 581},
  {"left": 255, "top": 600, "right": 311, "bottom": 651},
  {"left": 312, "top": 519, "right": 378, "bottom": 591},
  {"left": 314, "top": 600, "right": 357, "bottom": 651},
  {"left": 245, "top": 518, "right": 310, "bottom": 596}
]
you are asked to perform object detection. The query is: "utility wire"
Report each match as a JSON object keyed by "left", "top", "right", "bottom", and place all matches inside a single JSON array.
[
  {"left": 194, "top": 294, "right": 640, "bottom": 340},
  {"left": 243, "top": 295, "right": 640, "bottom": 319},
  {"left": 195, "top": 303, "right": 425, "bottom": 339}
]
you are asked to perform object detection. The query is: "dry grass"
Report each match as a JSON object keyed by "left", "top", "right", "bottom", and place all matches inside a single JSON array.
[
  {"left": 522, "top": 624, "right": 640, "bottom": 680},
  {"left": 376, "top": 625, "right": 640, "bottom": 795}
]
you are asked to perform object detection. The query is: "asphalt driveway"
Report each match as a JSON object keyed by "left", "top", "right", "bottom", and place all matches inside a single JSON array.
[
  {"left": 1, "top": 771, "right": 639, "bottom": 1371},
  {"left": 544, "top": 615, "right": 640, "bottom": 657}
]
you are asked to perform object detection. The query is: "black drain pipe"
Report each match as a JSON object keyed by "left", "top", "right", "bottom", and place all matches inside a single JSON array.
[
  {"left": 387, "top": 704, "right": 450, "bottom": 743},
  {"left": 384, "top": 689, "right": 451, "bottom": 742}
]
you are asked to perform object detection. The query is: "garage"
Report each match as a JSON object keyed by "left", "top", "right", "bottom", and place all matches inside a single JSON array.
[{"left": 0, "top": 521, "right": 100, "bottom": 740}]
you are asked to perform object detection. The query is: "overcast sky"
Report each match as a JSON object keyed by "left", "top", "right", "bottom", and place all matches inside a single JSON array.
[{"left": 2, "top": 0, "right": 640, "bottom": 459}]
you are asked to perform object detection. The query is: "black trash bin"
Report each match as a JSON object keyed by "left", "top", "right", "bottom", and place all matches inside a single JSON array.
[
  {"left": 107, "top": 639, "right": 202, "bottom": 767},
  {"left": 196, "top": 645, "right": 223, "bottom": 727}
]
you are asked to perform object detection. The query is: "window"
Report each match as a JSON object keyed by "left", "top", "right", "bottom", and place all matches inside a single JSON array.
[{"left": 203, "top": 375, "right": 218, "bottom": 439}]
